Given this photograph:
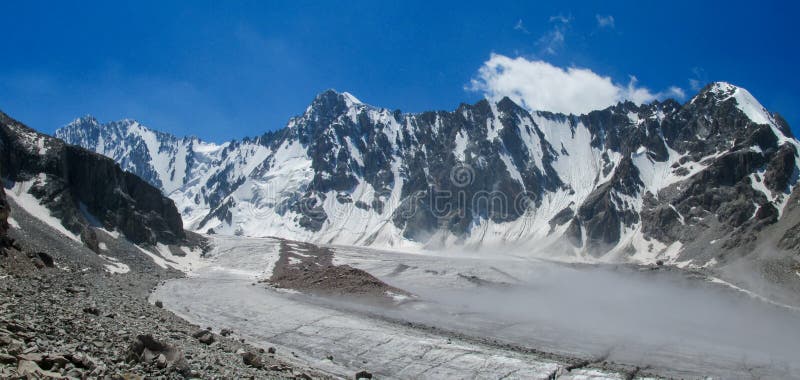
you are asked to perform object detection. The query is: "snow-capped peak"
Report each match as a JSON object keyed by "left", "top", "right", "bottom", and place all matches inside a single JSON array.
[
  {"left": 729, "top": 86, "right": 772, "bottom": 125},
  {"left": 708, "top": 81, "right": 737, "bottom": 95},
  {"left": 341, "top": 91, "right": 362, "bottom": 106},
  {"left": 695, "top": 81, "right": 779, "bottom": 128},
  {"left": 310, "top": 89, "right": 368, "bottom": 109},
  {"left": 66, "top": 115, "right": 100, "bottom": 128}
]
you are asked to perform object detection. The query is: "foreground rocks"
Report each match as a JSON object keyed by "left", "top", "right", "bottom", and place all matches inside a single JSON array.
[
  {"left": 0, "top": 261, "right": 329, "bottom": 379},
  {"left": 0, "top": 187, "right": 332, "bottom": 379}
]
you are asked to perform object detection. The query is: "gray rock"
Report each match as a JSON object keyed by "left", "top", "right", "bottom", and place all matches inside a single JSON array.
[
  {"left": 355, "top": 369, "right": 373, "bottom": 379},
  {"left": 0, "top": 353, "right": 16, "bottom": 365},
  {"left": 191, "top": 329, "right": 215, "bottom": 345},
  {"left": 156, "top": 353, "right": 168, "bottom": 369},
  {"left": 241, "top": 351, "right": 263, "bottom": 369}
]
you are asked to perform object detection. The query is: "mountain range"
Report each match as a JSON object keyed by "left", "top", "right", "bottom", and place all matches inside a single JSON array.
[{"left": 54, "top": 83, "right": 800, "bottom": 290}]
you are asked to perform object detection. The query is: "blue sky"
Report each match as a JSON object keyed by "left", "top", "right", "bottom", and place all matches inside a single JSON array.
[{"left": 1, "top": 1, "right": 797, "bottom": 141}]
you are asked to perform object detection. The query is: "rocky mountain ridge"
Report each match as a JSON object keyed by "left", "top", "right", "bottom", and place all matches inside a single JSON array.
[
  {"left": 1, "top": 111, "right": 186, "bottom": 249},
  {"left": 56, "top": 83, "right": 800, "bottom": 276}
]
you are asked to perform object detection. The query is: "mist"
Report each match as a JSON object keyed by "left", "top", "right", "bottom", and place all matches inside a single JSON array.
[
  {"left": 153, "top": 236, "right": 800, "bottom": 378},
  {"left": 326, "top": 258, "right": 800, "bottom": 377}
]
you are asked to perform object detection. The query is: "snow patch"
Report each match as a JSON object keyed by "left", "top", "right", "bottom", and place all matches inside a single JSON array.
[
  {"left": 36, "top": 136, "right": 48, "bottom": 155},
  {"left": 499, "top": 152, "right": 525, "bottom": 187},
  {"left": 454, "top": 131, "right": 468, "bottom": 161},
  {"left": 703, "top": 258, "right": 718, "bottom": 268},
  {"left": 732, "top": 87, "right": 772, "bottom": 125},
  {"left": 341, "top": 91, "right": 362, "bottom": 106},
  {"left": 345, "top": 137, "right": 363, "bottom": 167},
  {"left": 101, "top": 255, "right": 130, "bottom": 274},
  {"left": 6, "top": 175, "right": 81, "bottom": 242}
]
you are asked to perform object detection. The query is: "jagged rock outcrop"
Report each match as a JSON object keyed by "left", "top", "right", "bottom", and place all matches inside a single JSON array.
[{"left": 0, "top": 111, "right": 185, "bottom": 247}]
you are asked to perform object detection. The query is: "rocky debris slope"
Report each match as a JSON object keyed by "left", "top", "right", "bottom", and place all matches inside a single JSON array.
[
  {"left": 0, "top": 194, "right": 328, "bottom": 379},
  {"left": 1, "top": 111, "right": 185, "bottom": 250},
  {"left": 0, "top": 269, "right": 326, "bottom": 379}
]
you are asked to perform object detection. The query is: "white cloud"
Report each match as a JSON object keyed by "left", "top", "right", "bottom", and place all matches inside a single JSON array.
[
  {"left": 468, "top": 54, "right": 685, "bottom": 115},
  {"left": 514, "top": 19, "right": 529, "bottom": 34},
  {"left": 689, "top": 67, "right": 707, "bottom": 91},
  {"left": 537, "top": 14, "right": 571, "bottom": 55},
  {"left": 549, "top": 14, "right": 571, "bottom": 24},
  {"left": 596, "top": 14, "right": 615, "bottom": 28},
  {"left": 538, "top": 30, "right": 565, "bottom": 55},
  {"left": 666, "top": 86, "right": 686, "bottom": 99}
]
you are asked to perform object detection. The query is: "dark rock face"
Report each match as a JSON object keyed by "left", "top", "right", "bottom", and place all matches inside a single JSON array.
[
  {"left": 764, "top": 144, "right": 798, "bottom": 194},
  {"left": 548, "top": 206, "right": 575, "bottom": 233},
  {"left": 777, "top": 187, "right": 800, "bottom": 254},
  {"left": 0, "top": 111, "right": 185, "bottom": 246},
  {"left": 0, "top": 185, "right": 9, "bottom": 243},
  {"left": 569, "top": 157, "right": 643, "bottom": 254},
  {"left": 778, "top": 222, "right": 800, "bottom": 253}
]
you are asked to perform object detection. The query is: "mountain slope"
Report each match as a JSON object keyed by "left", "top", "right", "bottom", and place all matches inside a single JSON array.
[
  {"left": 1, "top": 111, "right": 186, "bottom": 249},
  {"left": 56, "top": 83, "right": 800, "bottom": 271}
]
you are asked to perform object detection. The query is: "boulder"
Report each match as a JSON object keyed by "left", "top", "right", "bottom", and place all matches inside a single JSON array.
[
  {"left": 16, "top": 359, "right": 65, "bottom": 378},
  {"left": 35, "top": 252, "right": 55, "bottom": 268},
  {"left": 355, "top": 370, "right": 373, "bottom": 379},
  {"left": 127, "top": 334, "right": 189, "bottom": 375},
  {"left": 0, "top": 353, "right": 16, "bottom": 365},
  {"left": 80, "top": 228, "right": 100, "bottom": 252},
  {"left": 240, "top": 351, "right": 263, "bottom": 369},
  {"left": 66, "top": 352, "right": 98, "bottom": 370},
  {"left": 156, "top": 353, "right": 168, "bottom": 369},
  {"left": 191, "top": 329, "right": 215, "bottom": 345}
]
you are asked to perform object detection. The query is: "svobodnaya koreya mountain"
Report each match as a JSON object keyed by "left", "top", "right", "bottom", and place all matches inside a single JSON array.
[{"left": 57, "top": 82, "right": 800, "bottom": 278}]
